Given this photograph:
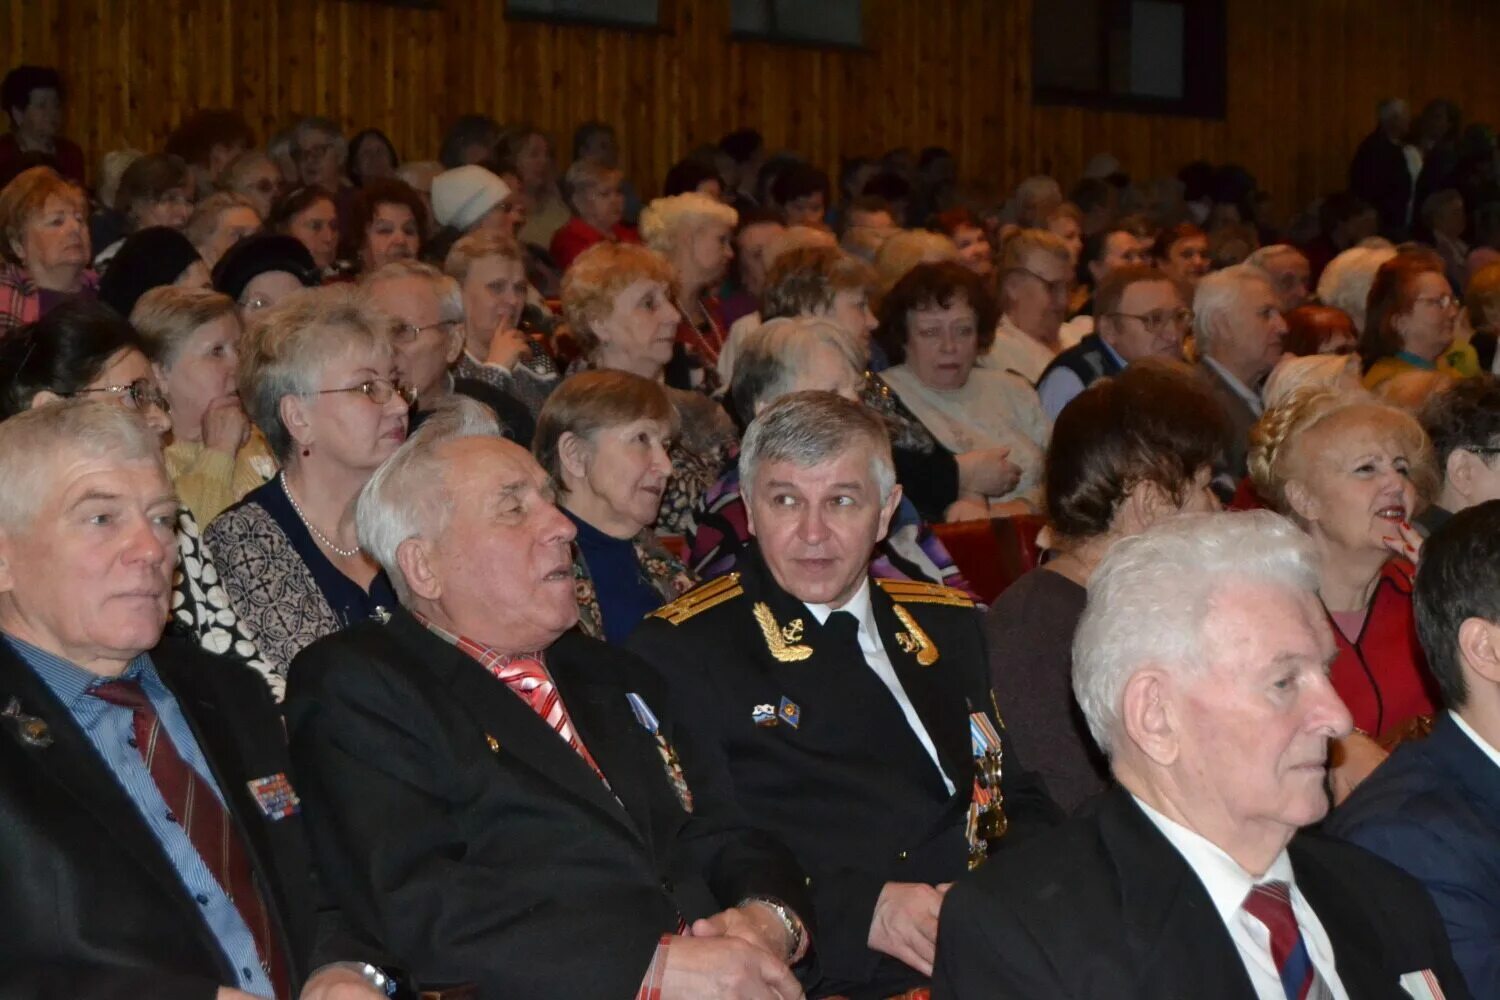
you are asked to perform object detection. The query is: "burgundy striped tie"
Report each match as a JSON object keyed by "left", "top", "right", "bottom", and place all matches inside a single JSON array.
[
  {"left": 93, "top": 678, "right": 289, "bottom": 1000},
  {"left": 1242, "top": 880, "right": 1324, "bottom": 1000}
]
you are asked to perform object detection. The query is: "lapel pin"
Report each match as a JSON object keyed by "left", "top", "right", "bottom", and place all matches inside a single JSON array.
[
  {"left": 485, "top": 733, "right": 501, "bottom": 753},
  {"left": 2, "top": 696, "right": 52, "bottom": 749},
  {"left": 777, "top": 696, "right": 801, "bottom": 729},
  {"left": 751, "top": 703, "right": 778, "bottom": 727}
]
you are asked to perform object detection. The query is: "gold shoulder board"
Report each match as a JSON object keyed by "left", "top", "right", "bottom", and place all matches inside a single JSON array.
[
  {"left": 875, "top": 578, "right": 975, "bottom": 608},
  {"left": 651, "top": 572, "right": 744, "bottom": 624}
]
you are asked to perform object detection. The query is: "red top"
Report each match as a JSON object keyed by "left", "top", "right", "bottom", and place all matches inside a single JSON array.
[
  {"left": 1327, "top": 559, "right": 1438, "bottom": 739},
  {"left": 0, "top": 133, "right": 86, "bottom": 187},
  {"left": 548, "top": 215, "right": 640, "bottom": 271}
]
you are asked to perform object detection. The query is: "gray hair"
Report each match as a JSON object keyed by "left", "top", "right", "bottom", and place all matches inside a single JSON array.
[
  {"left": 184, "top": 191, "right": 259, "bottom": 250},
  {"left": 1316, "top": 246, "right": 1397, "bottom": 334},
  {"left": 729, "top": 317, "right": 863, "bottom": 418},
  {"left": 0, "top": 399, "right": 168, "bottom": 531},
  {"left": 356, "top": 396, "right": 502, "bottom": 602},
  {"left": 1191, "top": 265, "right": 1273, "bottom": 354},
  {"left": 240, "top": 285, "right": 393, "bottom": 462},
  {"left": 1244, "top": 243, "right": 1303, "bottom": 274},
  {"left": 361, "top": 258, "right": 464, "bottom": 325},
  {"left": 738, "top": 390, "right": 895, "bottom": 505},
  {"left": 1072, "top": 510, "right": 1320, "bottom": 756},
  {"left": 563, "top": 159, "right": 621, "bottom": 210}
]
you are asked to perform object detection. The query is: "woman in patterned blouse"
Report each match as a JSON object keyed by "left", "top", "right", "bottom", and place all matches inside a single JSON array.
[
  {"left": 204, "top": 285, "right": 411, "bottom": 683},
  {"left": 532, "top": 369, "right": 696, "bottom": 643}
]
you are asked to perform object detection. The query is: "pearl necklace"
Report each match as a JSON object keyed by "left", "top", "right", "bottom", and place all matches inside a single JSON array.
[{"left": 280, "top": 475, "right": 362, "bottom": 559}]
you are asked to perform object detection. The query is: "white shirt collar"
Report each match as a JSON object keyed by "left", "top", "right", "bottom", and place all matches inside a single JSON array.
[
  {"left": 1202, "top": 356, "right": 1264, "bottom": 415},
  {"left": 803, "top": 577, "right": 875, "bottom": 635},
  {"left": 1449, "top": 710, "right": 1500, "bottom": 773},
  {"left": 1131, "top": 793, "right": 1296, "bottom": 925}
]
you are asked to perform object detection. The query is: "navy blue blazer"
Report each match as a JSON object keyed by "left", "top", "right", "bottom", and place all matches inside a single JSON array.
[{"left": 1326, "top": 713, "right": 1500, "bottom": 995}]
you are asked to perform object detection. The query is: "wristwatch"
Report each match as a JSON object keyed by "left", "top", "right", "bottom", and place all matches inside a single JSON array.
[{"left": 739, "top": 896, "right": 806, "bottom": 963}]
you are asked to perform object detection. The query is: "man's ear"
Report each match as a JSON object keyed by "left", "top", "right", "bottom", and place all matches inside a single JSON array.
[
  {"left": 1446, "top": 449, "right": 1477, "bottom": 503},
  {"left": 873, "top": 482, "right": 904, "bottom": 544},
  {"left": 0, "top": 529, "right": 18, "bottom": 596},
  {"left": 1458, "top": 616, "right": 1500, "bottom": 688},
  {"left": 395, "top": 537, "right": 440, "bottom": 603},
  {"left": 1119, "top": 668, "right": 1182, "bottom": 767}
]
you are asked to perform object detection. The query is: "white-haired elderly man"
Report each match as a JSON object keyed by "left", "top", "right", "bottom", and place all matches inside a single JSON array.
[
  {"left": 1192, "top": 265, "right": 1289, "bottom": 493},
  {"left": 283, "top": 400, "right": 813, "bottom": 1000},
  {"left": 0, "top": 400, "right": 392, "bottom": 1000},
  {"left": 362, "top": 259, "right": 536, "bottom": 445},
  {"left": 932, "top": 511, "right": 1472, "bottom": 1000},
  {"left": 629, "top": 391, "right": 1058, "bottom": 1000}
]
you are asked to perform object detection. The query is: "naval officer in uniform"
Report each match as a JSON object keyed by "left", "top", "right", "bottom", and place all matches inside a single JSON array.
[{"left": 629, "top": 391, "right": 1059, "bottom": 999}]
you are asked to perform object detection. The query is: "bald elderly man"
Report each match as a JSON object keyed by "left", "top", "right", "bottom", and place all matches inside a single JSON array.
[
  {"left": 933, "top": 511, "right": 1471, "bottom": 999},
  {"left": 0, "top": 399, "right": 389, "bottom": 1000},
  {"left": 284, "top": 400, "right": 812, "bottom": 999}
]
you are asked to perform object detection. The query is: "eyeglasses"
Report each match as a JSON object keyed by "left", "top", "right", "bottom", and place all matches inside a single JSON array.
[
  {"left": 390, "top": 319, "right": 461, "bottom": 344},
  {"left": 71, "top": 378, "right": 170, "bottom": 413},
  {"left": 1106, "top": 307, "right": 1195, "bottom": 334},
  {"left": 314, "top": 378, "right": 416, "bottom": 406},
  {"left": 1415, "top": 294, "right": 1460, "bottom": 310},
  {"left": 1012, "top": 266, "right": 1071, "bottom": 299}
]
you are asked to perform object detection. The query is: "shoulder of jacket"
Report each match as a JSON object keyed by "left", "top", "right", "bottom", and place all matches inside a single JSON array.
[
  {"left": 875, "top": 577, "right": 976, "bottom": 609},
  {"left": 648, "top": 572, "right": 745, "bottom": 625}
]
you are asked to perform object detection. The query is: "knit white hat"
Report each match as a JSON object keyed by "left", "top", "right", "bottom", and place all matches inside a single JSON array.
[{"left": 430, "top": 165, "right": 512, "bottom": 231}]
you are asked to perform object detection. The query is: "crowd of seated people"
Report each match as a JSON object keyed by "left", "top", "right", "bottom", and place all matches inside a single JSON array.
[{"left": 2, "top": 60, "right": 1500, "bottom": 999}]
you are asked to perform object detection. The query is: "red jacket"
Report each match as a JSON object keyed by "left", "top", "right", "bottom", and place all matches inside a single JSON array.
[
  {"left": 548, "top": 216, "right": 640, "bottom": 271},
  {"left": 1327, "top": 560, "right": 1438, "bottom": 739}
]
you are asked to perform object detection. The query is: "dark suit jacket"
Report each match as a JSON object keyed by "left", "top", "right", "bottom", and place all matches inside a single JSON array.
[
  {"left": 0, "top": 636, "right": 325, "bottom": 1000},
  {"left": 284, "top": 609, "right": 810, "bottom": 998},
  {"left": 1196, "top": 359, "right": 1259, "bottom": 496},
  {"left": 1326, "top": 713, "right": 1500, "bottom": 994},
  {"left": 932, "top": 784, "right": 1471, "bottom": 999},
  {"left": 1350, "top": 129, "right": 1415, "bottom": 239},
  {"left": 628, "top": 548, "right": 1060, "bottom": 999}
]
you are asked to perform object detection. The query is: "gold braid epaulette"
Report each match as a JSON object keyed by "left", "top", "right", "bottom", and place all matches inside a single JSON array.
[
  {"left": 650, "top": 572, "right": 744, "bottom": 624},
  {"left": 874, "top": 578, "right": 976, "bottom": 608}
]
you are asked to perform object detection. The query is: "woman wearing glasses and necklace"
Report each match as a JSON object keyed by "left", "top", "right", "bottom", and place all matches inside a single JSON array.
[
  {"left": 0, "top": 298, "right": 281, "bottom": 695},
  {"left": 204, "top": 285, "right": 412, "bottom": 684}
]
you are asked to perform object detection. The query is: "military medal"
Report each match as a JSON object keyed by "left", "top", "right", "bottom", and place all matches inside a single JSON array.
[
  {"left": 246, "top": 773, "right": 301, "bottom": 821},
  {"left": 1, "top": 696, "right": 51, "bottom": 749},
  {"left": 627, "top": 692, "right": 694, "bottom": 813},
  {"left": 966, "top": 710, "right": 1008, "bottom": 868}
]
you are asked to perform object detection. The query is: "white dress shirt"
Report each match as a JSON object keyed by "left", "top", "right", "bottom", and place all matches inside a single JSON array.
[
  {"left": 805, "top": 579, "right": 955, "bottom": 795},
  {"left": 1132, "top": 795, "right": 1350, "bottom": 1000},
  {"left": 1450, "top": 710, "right": 1500, "bottom": 771}
]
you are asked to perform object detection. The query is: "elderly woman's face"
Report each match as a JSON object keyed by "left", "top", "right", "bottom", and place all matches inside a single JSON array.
[
  {"left": 1046, "top": 214, "right": 1083, "bottom": 267},
  {"left": 517, "top": 135, "right": 552, "bottom": 189},
  {"left": 367, "top": 274, "right": 461, "bottom": 402},
  {"left": 135, "top": 187, "right": 193, "bottom": 231},
  {"left": 1291, "top": 408, "right": 1419, "bottom": 556},
  {"left": 1394, "top": 271, "right": 1459, "bottom": 362},
  {"left": 1164, "top": 581, "right": 1350, "bottom": 841},
  {"left": 562, "top": 417, "right": 674, "bottom": 537},
  {"left": 685, "top": 220, "right": 734, "bottom": 288},
  {"left": 577, "top": 179, "right": 625, "bottom": 231},
  {"left": 234, "top": 160, "right": 282, "bottom": 221},
  {"left": 354, "top": 138, "right": 396, "bottom": 183},
  {"left": 0, "top": 447, "right": 179, "bottom": 671},
  {"left": 362, "top": 202, "right": 419, "bottom": 271},
  {"left": 595, "top": 278, "right": 680, "bottom": 371},
  {"left": 905, "top": 299, "right": 979, "bottom": 391},
  {"left": 199, "top": 206, "right": 262, "bottom": 270},
  {"left": 72, "top": 349, "right": 172, "bottom": 439},
  {"left": 735, "top": 222, "right": 784, "bottom": 297},
  {"left": 287, "top": 198, "right": 339, "bottom": 270},
  {"left": 498, "top": 173, "right": 528, "bottom": 231},
  {"left": 1160, "top": 234, "right": 1211, "bottom": 287},
  {"left": 460, "top": 254, "right": 527, "bottom": 353},
  {"left": 953, "top": 225, "right": 993, "bottom": 277},
  {"left": 295, "top": 344, "right": 409, "bottom": 472},
  {"left": 820, "top": 289, "right": 877, "bottom": 358},
  {"left": 157, "top": 314, "right": 242, "bottom": 441},
  {"left": 239, "top": 270, "right": 306, "bottom": 316},
  {"left": 19, "top": 193, "right": 89, "bottom": 276}
]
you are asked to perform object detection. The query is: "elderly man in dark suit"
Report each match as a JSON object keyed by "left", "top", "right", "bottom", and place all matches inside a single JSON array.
[
  {"left": 1191, "top": 266, "right": 1289, "bottom": 498},
  {"left": 933, "top": 510, "right": 1471, "bottom": 1000},
  {"left": 0, "top": 399, "right": 389, "bottom": 1000},
  {"left": 628, "top": 391, "right": 1059, "bottom": 999},
  {"left": 284, "top": 400, "right": 811, "bottom": 999},
  {"left": 1328, "top": 500, "right": 1500, "bottom": 993}
]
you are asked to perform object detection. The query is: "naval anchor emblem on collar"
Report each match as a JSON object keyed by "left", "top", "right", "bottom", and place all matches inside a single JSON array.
[
  {"left": 2, "top": 696, "right": 52, "bottom": 748},
  {"left": 892, "top": 604, "right": 939, "bottom": 666},
  {"left": 753, "top": 602, "right": 813, "bottom": 662}
]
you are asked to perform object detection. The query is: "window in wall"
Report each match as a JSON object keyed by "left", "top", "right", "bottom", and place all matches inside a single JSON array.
[
  {"left": 1032, "top": 0, "right": 1226, "bottom": 118},
  {"left": 505, "top": 0, "right": 663, "bottom": 31},
  {"left": 731, "top": 0, "right": 864, "bottom": 49}
]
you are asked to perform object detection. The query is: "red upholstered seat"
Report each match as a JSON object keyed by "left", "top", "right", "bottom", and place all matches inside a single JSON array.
[{"left": 933, "top": 515, "right": 1047, "bottom": 604}]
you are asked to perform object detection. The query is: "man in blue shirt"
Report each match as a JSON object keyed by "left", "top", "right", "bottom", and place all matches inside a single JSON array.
[{"left": 0, "top": 399, "right": 390, "bottom": 1000}]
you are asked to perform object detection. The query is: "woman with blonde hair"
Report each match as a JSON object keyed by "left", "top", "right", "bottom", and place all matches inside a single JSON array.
[
  {"left": 0, "top": 166, "right": 94, "bottom": 334},
  {"left": 1261, "top": 352, "right": 1363, "bottom": 410},
  {"left": 131, "top": 285, "right": 277, "bottom": 524},
  {"left": 1249, "top": 387, "right": 1440, "bottom": 794},
  {"left": 639, "top": 191, "right": 739, "bottom": 388},
  {"left": 443, "top": 230, "right": 556, "bottom": 413}
]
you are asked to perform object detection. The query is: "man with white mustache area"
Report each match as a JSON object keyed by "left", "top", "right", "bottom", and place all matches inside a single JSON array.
[
  {"left": 933, "top": 511, "right": 1472, "bottom": 1000},
  {"left": 285, "top": 400, "right": 813, "bottom": 1000}
]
